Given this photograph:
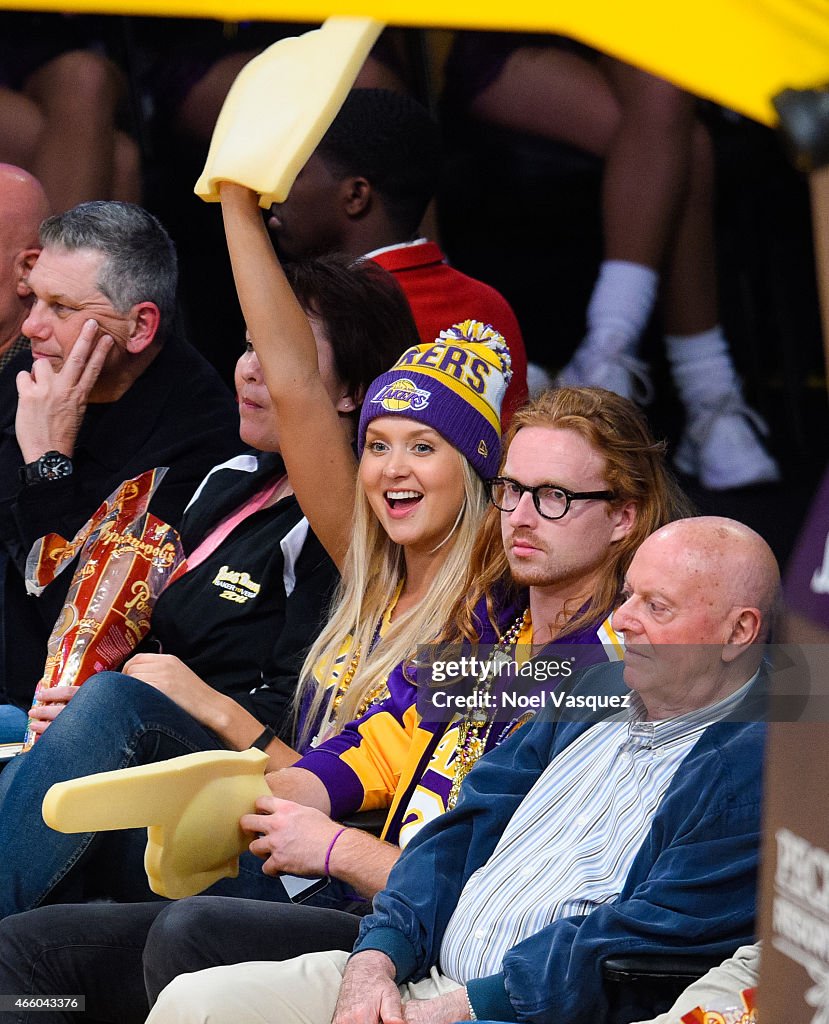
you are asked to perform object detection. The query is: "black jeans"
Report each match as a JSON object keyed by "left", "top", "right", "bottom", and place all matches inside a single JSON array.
[{"left": 0, "top": 896, "right": 362, "bottom": 1024}]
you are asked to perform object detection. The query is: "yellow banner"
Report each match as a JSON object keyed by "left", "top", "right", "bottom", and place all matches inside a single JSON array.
[{"left": 2, "top": 0, "right": 828, "bottom": 125}]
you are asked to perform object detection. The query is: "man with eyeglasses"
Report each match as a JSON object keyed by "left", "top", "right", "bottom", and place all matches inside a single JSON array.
[
  {"left": 0, "top": 199, "right": 241, "bottom": 744},
  {"left": 476, "top": 384, "right": 690, "bottom": 666},
  {"left": 380, "top": 384, "right": 690, "bottom": 844}
]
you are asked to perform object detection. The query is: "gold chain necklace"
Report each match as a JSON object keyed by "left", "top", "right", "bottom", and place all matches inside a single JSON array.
[
  {"left": 331, "top": 645, "right": 363, "bottom": 714},
  {"left": 447, "top": 608, "right": 531, "bottom": 809}
]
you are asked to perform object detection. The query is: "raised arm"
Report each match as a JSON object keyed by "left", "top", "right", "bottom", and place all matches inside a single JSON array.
[{"left": 219, "top": 181, "right": 357, "bottom": 568}]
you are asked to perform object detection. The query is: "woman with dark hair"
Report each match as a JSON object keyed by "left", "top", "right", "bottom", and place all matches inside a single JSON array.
[{"left": 0, "top": 252, "right": 418, "bottom": 911}]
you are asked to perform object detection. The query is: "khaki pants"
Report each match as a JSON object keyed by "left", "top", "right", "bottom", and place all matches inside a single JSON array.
[{"left": 146, "top": 948, "right": 463, "bottom": 1024}]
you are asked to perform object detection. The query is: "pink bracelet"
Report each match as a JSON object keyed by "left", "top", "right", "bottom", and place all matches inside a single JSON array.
[{"left": 324, "top": 827, "right": 347, "bottom": 877}]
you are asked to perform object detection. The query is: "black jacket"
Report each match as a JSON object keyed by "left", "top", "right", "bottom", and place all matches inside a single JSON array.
[
  {"left": 0, "top": 335, "right": 242, "bottom": 708},
  {"left": 148, "top": 450, "right": 338, "bottom": 740}
]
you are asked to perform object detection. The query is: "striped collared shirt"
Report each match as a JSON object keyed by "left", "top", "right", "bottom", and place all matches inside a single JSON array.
[{"left": 439, "top": 676, "right": 756, "bottom": 983}]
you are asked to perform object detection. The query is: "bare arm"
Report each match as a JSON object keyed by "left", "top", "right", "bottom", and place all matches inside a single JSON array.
[
  {"left": 219, "top": 181, "right": 357, "bottom": 568},
  {"left": 326, "top": 825, "right": 401, "bottom": 899},
  {"left": 256, "top": 766, "right": 401, "bottom": 896},
  {"left": 265, "top": 764, "right": 333, "bottom": 812},
  {"left": 122, "top": 654, "right": 300, "bottom": 771}
]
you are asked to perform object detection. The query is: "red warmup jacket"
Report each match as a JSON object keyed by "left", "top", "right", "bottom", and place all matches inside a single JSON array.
[{"left": 371, "top": 240, "right": 528, "bottom": 426}]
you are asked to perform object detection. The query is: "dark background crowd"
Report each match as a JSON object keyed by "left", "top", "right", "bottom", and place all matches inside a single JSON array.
[{"left": 0, "top": 13, "right": 824, "bottom": 562}]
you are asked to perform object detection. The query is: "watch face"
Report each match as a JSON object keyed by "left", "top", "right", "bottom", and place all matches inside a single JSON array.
[{"left": 39, "top": 452, "right": 73, "bottom": 481}]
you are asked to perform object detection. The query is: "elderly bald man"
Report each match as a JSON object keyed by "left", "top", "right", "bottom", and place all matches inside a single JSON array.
[
  {"left": 149, "top": 515, "right": 778, "bottom": 1024},
  {"left": 612, "top": 515, "right": 779, "bottom": 716},
  {"left": 0, "top": 164, "right": 50, "bottom": 372}
]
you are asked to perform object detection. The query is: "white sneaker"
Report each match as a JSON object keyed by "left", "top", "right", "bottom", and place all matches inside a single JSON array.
[
  {"left": 674, "top": 393, "right": 781, "bottom": 490},
  {"left": 557, "top": 348, "right": 654, "bottom": 404}
]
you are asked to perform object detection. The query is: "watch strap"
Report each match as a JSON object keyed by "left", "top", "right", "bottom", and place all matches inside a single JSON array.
[{"left": 19, "top": 451, "right": 73, "bottom": 485}]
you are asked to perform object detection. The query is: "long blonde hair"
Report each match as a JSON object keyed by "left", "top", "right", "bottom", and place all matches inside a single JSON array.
[{"left": 297, "top": 454, "right": 486, "bottom": 744}]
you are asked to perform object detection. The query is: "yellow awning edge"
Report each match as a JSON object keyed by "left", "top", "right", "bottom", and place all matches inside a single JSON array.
[{"left": 2, "top": 0, "right": 827, "bottom": 127}]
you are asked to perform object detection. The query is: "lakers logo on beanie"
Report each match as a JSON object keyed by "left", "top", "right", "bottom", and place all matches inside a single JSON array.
[{"left": 358, "top": 320, "right": 513, "bottom": 479}]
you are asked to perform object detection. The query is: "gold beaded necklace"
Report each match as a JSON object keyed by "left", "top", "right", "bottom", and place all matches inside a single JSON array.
[
  {"left": 328, "top": 581, "right": 403, "bottom": 723},
  {"left": 330, "top": 642, "right": 389, "bottom": 721},
  {"left": 447, "top": 607, "right": 532, "bottom": 808}
]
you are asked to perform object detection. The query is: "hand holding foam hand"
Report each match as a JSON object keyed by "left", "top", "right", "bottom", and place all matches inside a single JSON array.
[
  {"left": 195, "top": 17, "right": 383, "bottom": 207},
  {"left": 42, "top": 749, "right": 270, "bottom": 898},
  {"left": 242, "top": 796, "right": 345, "bottom": 877}
]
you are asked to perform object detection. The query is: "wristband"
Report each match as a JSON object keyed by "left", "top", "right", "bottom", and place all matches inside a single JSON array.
[
  {"left": 324, "top": 826, "right": 347, "bottom": 877},
  {"left": 250, "top": 725, "right": 276, "bottom": 751},
  {"left": 466, "top": 991, "right": 478, "bottom": 1022}
]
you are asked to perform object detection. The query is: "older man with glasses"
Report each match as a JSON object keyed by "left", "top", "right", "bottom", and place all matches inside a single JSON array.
[{"left": 0, "top": 199, "right": 240, "bottom": 745}]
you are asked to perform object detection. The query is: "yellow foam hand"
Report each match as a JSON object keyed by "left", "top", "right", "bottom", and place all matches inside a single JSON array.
[
  {"left": 195, "top": 16, "right": 384, "bottom": 208},
  {"left": 42, "top": 749, "right": 271, "bottom": 899}
]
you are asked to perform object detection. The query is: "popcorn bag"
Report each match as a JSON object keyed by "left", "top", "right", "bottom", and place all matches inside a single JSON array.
[{"left": 22, "top": 467, "right": 187, "bottom": 750}]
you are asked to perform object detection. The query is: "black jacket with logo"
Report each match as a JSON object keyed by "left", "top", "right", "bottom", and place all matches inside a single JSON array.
[{"left": 147, "top": 450, "right": 338, "bottom": 741}]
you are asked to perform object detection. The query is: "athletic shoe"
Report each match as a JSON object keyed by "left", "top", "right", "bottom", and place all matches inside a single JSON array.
[
  {"left": 557, "top": 348, "right": 654, "bottom": 404},
  {"left": 674, "top": 393, "right": 781, "bottom": 489}
]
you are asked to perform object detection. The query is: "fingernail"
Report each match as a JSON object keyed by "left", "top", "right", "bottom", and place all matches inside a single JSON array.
[{"left": 86, "top": 318, "right": 98, "bottom": 330}]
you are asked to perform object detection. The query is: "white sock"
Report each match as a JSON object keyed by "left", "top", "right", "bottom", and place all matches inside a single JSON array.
[
  {"left": 582, "top": 260, "right": 660, "bottom": 357},
  {"left": 666, "top": 325, "right": 740, "bottom": 408}
]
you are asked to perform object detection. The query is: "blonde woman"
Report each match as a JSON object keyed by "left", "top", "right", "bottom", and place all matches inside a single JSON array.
[{"left": 219, "top": 182, "right": 512, "bottom": 781}]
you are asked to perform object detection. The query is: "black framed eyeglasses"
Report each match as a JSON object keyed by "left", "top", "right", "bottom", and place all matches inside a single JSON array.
[{"left": 486, "top": 477, "right": 616, "bottom": 521}]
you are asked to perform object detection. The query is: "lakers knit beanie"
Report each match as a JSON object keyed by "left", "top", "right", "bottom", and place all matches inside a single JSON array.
[{"left": 357, "top": 320, "right": 512, "bottom": 479}]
